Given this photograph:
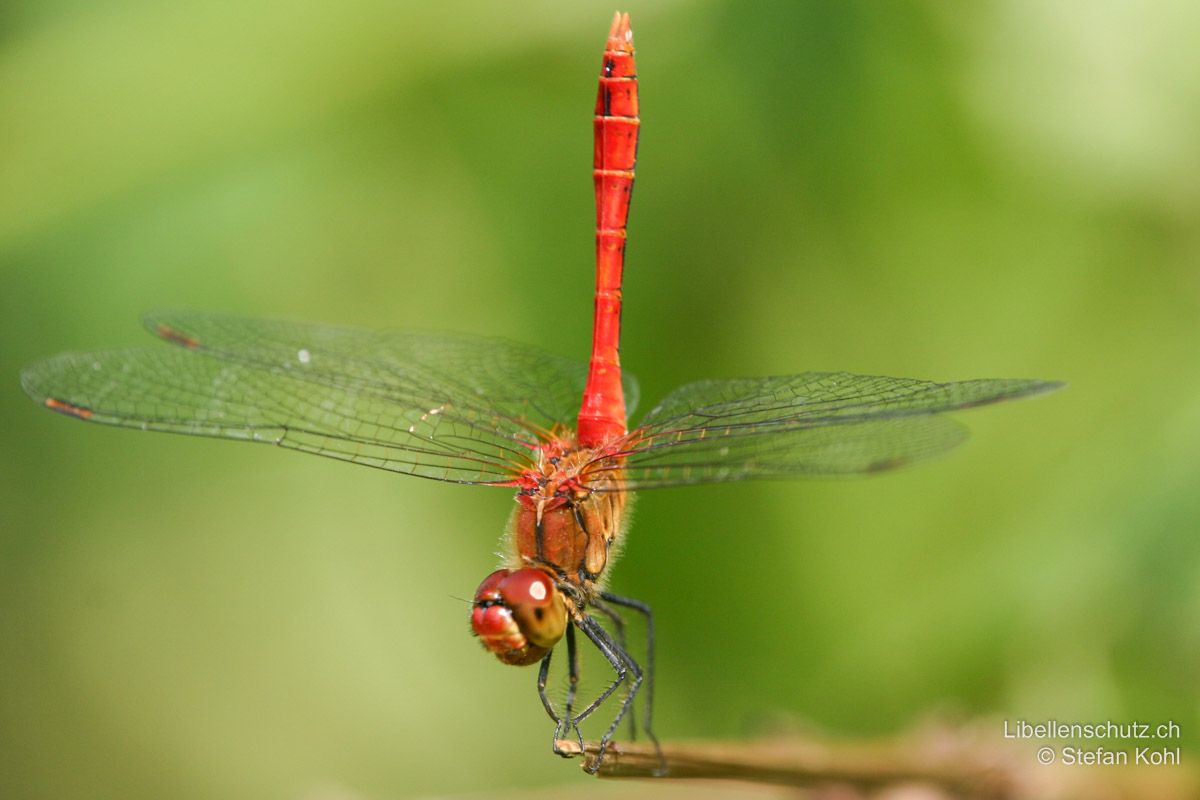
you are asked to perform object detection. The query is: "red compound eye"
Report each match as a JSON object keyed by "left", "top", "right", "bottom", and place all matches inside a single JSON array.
[
  {"left": 498, "top": 568, "right": 556, "bottom": 608},
  {"left": 469, "top": 568, "right": 567, "bottom": 666},
  {"left": 472, "top": 569, "right": 509, "bottom": 603}
]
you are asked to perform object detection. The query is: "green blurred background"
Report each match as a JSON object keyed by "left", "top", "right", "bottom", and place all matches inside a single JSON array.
[{"left": 2, "top": 1, "right": 1197, "bottom": 798}]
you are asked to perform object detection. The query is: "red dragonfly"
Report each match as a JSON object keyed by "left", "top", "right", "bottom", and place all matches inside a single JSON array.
[{"left": 22, "top": 13, "right": 1057, "bottom": 773}]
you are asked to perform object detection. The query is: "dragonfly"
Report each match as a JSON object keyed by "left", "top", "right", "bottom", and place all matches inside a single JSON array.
[{"left": 21, "top": 12, "right": 1058, "bottom": 775}]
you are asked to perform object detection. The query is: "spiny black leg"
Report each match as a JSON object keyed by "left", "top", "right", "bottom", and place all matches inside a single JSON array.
[
  {"left": 590, "top": 598, "right": 636, "bottom": 741},
  {"left": 590, "top": 598, "right": 629, "bottom": 652},
  {"left": 538, "top": 648, "right": 577, "bottom": 758},
  {"left": 567, "top": 615, "right": 628, "bottom": 726},
  {"left": 562, "top": 622, "right": 584, "bottom": 752},
  {"left": 601, "top": 591, "right": 664, "bottom": 775},
  {"left": 575, "top": 613, "right": 642, "bottom": 774},
  {"left": 537, "top": 648, "right": 557, "bottom": 722}
]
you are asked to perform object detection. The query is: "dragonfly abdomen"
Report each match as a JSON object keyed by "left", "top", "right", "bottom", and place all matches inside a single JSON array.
[{"left": 578, "top": 12, "right": 639, "bottom": 448}]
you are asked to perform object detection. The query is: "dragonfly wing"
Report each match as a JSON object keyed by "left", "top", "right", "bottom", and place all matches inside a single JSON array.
[
  {"left": 145, "top": 311, "right": 641, "bottom": 425},
  {"left": 606, "top": 372, "right": 1060, "bottom": 489},
  {"left": 22, "top": 312, "right": 636, "bottom": 485}
]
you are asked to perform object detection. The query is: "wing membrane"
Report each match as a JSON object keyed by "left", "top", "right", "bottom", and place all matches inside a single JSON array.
[
  {"left": 601, "top": 372, "right": 1059, "bottom": 489},
  {"left": 24, "top": 313, "right": 1053, "bottom": 489},
  {"left": 22, "top": 312, "right": 639, "bottom": 485},
  {"left": 142, "top": 311, "right": 640, "bottom": 424}
]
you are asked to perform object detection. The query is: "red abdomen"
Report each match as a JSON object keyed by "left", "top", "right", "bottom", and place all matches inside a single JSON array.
[{"left": 577, "top": 12, "right": 639, "bottom": 448}]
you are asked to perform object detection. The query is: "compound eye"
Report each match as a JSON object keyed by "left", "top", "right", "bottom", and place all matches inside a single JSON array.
[
  {"left": 471, "top": 568, "right": 545, "bottom": 665},
  {"left": 500, "top": 568, "right": 567, "bottom": 649},
  {"left": 498, "top": 568, "right": 554, "bottom": 607},
  {"left": 472, "top": 569, "right": 510, "bottom": 603}
]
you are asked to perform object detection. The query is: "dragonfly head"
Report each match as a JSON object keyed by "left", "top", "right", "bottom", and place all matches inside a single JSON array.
[{"left": 471, "top": 568, "right": 567, "bottom": 666}]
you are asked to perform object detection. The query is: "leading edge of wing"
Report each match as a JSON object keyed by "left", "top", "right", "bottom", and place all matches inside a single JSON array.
[
  {"left": 594, "top": 371, "right": 1061, "bottom": 488},
  {"left": 20, "top": 346, "right": 529, "bottom": 486},
  {"left": 141, "top": 309, "right": 642, "bottom": 422},
  {"left": 635, "top": 372, "right": 1062, "bottom": 433}
]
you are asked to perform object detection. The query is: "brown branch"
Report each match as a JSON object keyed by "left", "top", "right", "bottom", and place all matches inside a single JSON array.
[{"left": 554, "top": 725, "right": 1197, "bottom": 800}]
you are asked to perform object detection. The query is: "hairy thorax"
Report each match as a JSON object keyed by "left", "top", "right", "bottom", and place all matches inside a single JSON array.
[{"left": 510, "top": 434, "right": 631, "bottom": 601}]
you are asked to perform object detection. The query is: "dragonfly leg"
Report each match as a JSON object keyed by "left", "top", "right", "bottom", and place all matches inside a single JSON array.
[
  {"left": 537, "top": 648, "right": 558, "bottom": 721},
  {"left": 561, "top": 622, "right": 585, "bottom": 752},
  {"left": 538, "top": 629, "right": 584, "bottom": 757},
  {"left": 573, "top": 613, "right": 643, "bottom": 774},
  {"left": 599, "top": 590, "right": 662, "bottom": 772},
  {"left": 589, "top": 597, "right": 636, "bottom": 741}
]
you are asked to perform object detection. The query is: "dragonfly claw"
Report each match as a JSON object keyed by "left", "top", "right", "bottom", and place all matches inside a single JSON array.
[{"left": 551, "top": 719, "right": 585, "bottom": 758}]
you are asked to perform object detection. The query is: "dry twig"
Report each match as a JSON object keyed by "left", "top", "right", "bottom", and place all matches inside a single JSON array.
[{"left": 554, "top": 724, "right": 1196, "bottom": 800}]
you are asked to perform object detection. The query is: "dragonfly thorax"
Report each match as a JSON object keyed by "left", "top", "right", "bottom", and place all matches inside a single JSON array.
[
  {"left": 468, "top": 440, "right": 631, "bottom": 666},
  {"left": 517, "top": 440, "right": 605, "bottom": 501},
  {"left": 511, "top": 442, "right": 630, "bottom": 591}
]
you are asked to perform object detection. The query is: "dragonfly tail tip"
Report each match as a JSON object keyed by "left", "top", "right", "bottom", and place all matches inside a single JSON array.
[{"left": 608, "top": 12, "right": 633, "bottom": 49}]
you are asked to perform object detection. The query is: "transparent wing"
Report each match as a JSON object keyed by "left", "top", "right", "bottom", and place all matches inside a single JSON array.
[
  {"left": 597, "top": 372, "right": 1060, "bottom": 489},
  {"left": 21, "top": 311, "right": 638, "bottom": 485},
  {"left": 141, "top": 311, "right": 639, "bottom": 422}
]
